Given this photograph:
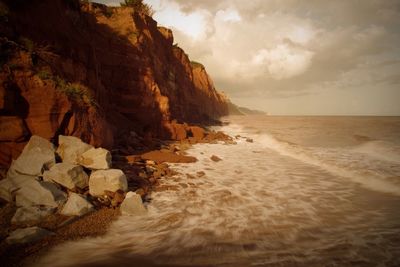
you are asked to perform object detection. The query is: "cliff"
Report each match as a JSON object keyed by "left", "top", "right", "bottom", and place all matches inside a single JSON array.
[
  {"left": 227, "top": 102, "right": 266, "bottom": 115},
  {"left": 0, "top": 0, "right": 229, "bottom": 166}
]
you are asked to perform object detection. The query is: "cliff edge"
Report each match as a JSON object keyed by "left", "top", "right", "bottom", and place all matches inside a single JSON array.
[{"left": 0, "top": 0, "right": 230, "bottom": 166}]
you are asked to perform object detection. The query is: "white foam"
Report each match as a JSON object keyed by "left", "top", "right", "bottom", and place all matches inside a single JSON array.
[
  {"left": 36, "top": 120, "right": 400, "bottom": 267},
  {"left": 223, "top": 124, "right": 400, "bottom": 196},
  {"left": 353, "top": 140, "right": 400, "bottom": 164}
]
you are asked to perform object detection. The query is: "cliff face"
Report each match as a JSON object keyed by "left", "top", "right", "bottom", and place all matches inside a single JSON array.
[{"left": 0, "top": 0, "right": 229, "bottom": 166}]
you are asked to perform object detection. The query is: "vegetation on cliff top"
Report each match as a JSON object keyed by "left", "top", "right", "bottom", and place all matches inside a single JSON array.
[
  {"left": 120, "top": 0, "right": 154, "bottom": 16},
  {"left": 190, "top": 61, "right": 205, "bottom": 69},
  {"left": 0, "top": 35, "right": 97, "bottom": 109}
]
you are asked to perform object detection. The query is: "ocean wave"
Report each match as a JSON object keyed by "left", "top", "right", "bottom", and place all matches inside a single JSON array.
[
  {"left": 36, "top": 118, "right": 400, "bottom": 267},
  {"left": 352, "top": 140, "right": 400, "bottom": 164},
  {"left": 222, "top": 124, "right": 400, "bottom": 196}
]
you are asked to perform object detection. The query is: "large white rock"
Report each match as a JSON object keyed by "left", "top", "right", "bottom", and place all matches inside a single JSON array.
[
  {"left": 120, "top": 192, "right": 147, "bottom": 216},
  {"left": 10, "top": 135, "right": 55, "bottom": 176},
  {"left": 43, "top": 163, "right": 88, "bottom": 190},
  {"left": 57, "top": 135, "right": 93, "bottom": 164},
  {"left": 0, "top": 174, "right": 38, "bottom": 202},
  {"left": 12, "top": 206, "right": 55, "bottom": 225},
  {"left": 89, "top": 169, "right": 128, "bottom": 196},
  {"left": 15, "top": 180, "right": 67, "bottom": 208},
  {"left": 61, "top": 193, "right": 94, "bottom": 216},
  {"left": 6, "top": 227, "right": 54, "bottom": 244},
  {"left": 6, "top": 162, "right": 38, "bottom": 180},
  {"left": 80, "top": 147, "right": 112, "bottom": 170},
  {"left": 0, "top": 178, "right": 15, "bottom": 202}
]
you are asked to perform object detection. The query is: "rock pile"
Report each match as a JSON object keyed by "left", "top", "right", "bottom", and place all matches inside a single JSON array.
[
  {"left": 168, "top": 121, "right": 235, "bottom": 145},
  {"left": 0, "top": 135, "right": 147, "bottom": 245}
]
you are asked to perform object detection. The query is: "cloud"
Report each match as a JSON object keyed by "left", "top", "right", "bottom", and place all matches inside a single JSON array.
[
  {"left": 98, "top": 0, "right": 400, "bottom": 115},
  {"left": 252, "top": 45, "right": 314, "bottom": 80},
  {"left": 215, "top": 8, "right": 241, "bottom": 22},
  {"left": 152, "top": 1, "right": 211, "bottom": 40}
]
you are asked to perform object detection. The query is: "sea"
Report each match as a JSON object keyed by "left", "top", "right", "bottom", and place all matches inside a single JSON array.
[{"left": 38, "top": 116, "right": 400, "bottom": 267}]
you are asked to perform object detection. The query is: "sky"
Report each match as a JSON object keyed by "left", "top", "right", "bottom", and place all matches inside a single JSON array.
[{"left": 97, "top": 0, "right": 400, "bottom": 115}]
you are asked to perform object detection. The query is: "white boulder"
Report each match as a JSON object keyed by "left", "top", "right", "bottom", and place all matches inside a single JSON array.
[
  {"left": 9, "top": 135, "right": 55, "bottom": 176},
  {"left": 12, "top": 206, "right": 55, "bottom": 225},
  {"left": 57, "top": 135, "right": 93, "bottom": 164},
  {"left": 43, "top": 163, "right": 88, "bottom": 190},
  {"left": 15, "top": 180, "right": 67, "bottom": 208},
  {"left": 80, "top": 147, "right": 112, "bottom": 170},
  {"left": 0, "top": 178, "right": 16, "bottom": 202},
  {"left": 0, "top": 174, "right": 38, "bottom": 202},
  {"left": 89, "top": 169, "right": 127, "bottom": 196},
  {"left": 120, "top": 192, "right": 147, "bottom": 216},
  {"left": 6, "top": 227, "right": 54, "bottom": 244},
  {"left": 6, "top": 161, "right": 38, "bottom": 180},
  {"left": 61, "top": 193, "right": 94, "bottom": 216}
]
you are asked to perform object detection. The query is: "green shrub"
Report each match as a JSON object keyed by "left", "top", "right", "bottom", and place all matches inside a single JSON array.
[
  {"left": 54, "top": 76, "right": 98, "bottom": 108},
  {"left": 190, "top": 61, "right": 204, "bottom": 69},
  {"left": 54, "top": 75, "right": 66, "bottom": 88},
  {"left": 120, "top": 0, "right": 154, "bottom": 17},
  {"left": 19, "top": 37, "right": 34, "bottom": 53},
  {"left": 64, "top": 83, "right": 85, "bottom": 98},
  {"left": 37, "top": 70, "right": 52, "bottom": 80},
  {"left": 63, "top": 83, "right": 98, "bottom": 107}
]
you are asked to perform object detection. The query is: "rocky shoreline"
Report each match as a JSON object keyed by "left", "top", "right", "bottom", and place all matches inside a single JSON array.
[
  {"left": 0, "top": 1, "right": 241, "bottom": 265},
  {"left": 0, "top": 125, "right": 234, "bottom": 267}
]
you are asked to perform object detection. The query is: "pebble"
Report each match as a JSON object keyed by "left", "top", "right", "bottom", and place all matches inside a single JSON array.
[{"left": 210, "top": 155, "right": 222, "bottom": 162}]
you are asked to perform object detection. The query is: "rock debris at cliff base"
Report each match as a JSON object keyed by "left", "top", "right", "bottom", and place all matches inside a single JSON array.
[{"left": 0, "top": 126, "right": 236, "bottom": 266}]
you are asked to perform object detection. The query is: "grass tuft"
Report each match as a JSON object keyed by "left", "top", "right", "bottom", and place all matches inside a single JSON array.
[
  {"left": 120, "top": 0, "right": 154, "bottom": 17},
  {"left": 190, "top": 61, "right": 204, "bottom": 69},
  {"left": 37, "top": 71, "right": 98, "bottom": 108}
]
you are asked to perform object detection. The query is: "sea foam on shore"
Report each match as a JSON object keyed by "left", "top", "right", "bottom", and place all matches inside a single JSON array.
[{"left": 37, "top": 116, "right": 400, "bottom": 267}]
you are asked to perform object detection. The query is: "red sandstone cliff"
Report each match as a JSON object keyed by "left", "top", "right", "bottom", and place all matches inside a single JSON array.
[{"left": 0, "top": 0, "right": 229, "bottom": 166}]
